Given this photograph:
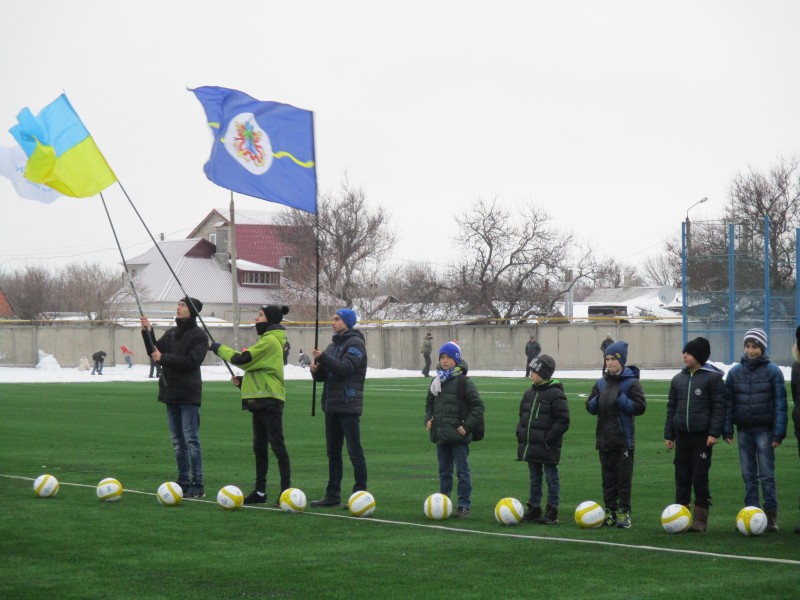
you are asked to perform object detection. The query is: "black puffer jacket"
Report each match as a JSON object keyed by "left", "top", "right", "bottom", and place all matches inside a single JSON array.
[
  {"left": 665, "top": 363, "right": 727, "bottom": 440},
  {"left": 143, "top": 318, "right": 208, "bottom": 405},
  {"left": 313, "top": 328, "right": 367, "bottom": 415},
  {"left": 425, "top": 365, "right": 484, "bottom": 445},
  {"left": 516, "top": 380, "right": 570, "bottom": 464},
  {"left": 792, "top": 341, "right": 800, "bottom": 437}
]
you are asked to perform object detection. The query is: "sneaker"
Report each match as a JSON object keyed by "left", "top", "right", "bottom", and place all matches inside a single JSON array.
[
  {"left": 176, "top": 481, "right": 191, "bottom": 496},
  {"left": 310, "top": 496, "right": 341, "bottom": 508},
  {"left": 602, "top": 508, "right": 617, "bottom": 527},
  {"left": 522, "top": 504, "right": 542, "bottom": 523},
  {"left": 244, "top": 490, "right": 266, "bottom": 505},
  {"left": 185, "top": 484, "right": 205, "bottom": 499},
  {"left": 454, "top": 507, "right": 471, "bottom": 518},
  {"left": 616, "top": 511, "right": 632, "bottom": 529},
  {"left": 539, "top": 504, "right": 559, "bottom": 524}
]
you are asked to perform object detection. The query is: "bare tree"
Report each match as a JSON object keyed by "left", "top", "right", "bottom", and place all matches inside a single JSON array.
[
  {"left": 447, "top": 198, "right": 590, "bottom": 321},
  {"left": 0, "top": 265, "right": 55, "bottom": 321},
  {"left": 58, "top": 263, "right": 130, "bottom": 322},
  {"left": 277, "top": 178, "right": 396, "bottom": 307}
]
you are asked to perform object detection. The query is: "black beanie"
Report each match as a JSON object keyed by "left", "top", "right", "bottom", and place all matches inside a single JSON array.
[
  {"left": 181, "top": 297, "right": 203, "bottom": 318},
  {"left": 529, "top": 354, "right": 556, "bottom": 381},
  {"left": 262, "top": 305, "right": 289, "bottom": 324},
  {"left": 683, "top": 337, "right": 711, "bottom": 365}
]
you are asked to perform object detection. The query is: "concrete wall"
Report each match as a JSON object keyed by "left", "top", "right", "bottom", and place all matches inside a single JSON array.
[{"left": 2, "top": 321, "right": 793, "bottom": 370}]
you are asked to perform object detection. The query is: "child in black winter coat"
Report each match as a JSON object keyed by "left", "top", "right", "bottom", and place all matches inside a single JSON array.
[{"left": 517, "top": 355, "right": 570, "bottom": 524}]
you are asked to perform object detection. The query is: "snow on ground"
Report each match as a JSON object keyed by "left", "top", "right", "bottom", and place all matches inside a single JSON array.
[{"left": 2, "top": 350, "right": 779, "bottom": 384}]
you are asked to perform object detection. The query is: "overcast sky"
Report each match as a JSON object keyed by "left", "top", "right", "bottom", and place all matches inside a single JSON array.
[{"left": 2, "top": 0, "right": 799, "bottom": 277}]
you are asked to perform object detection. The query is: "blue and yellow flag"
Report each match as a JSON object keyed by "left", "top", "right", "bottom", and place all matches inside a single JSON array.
[
  {"left": 191, "top": 86, "right": 317, "bottom": 214},
  {"left": 9, "top": 94, "right": 117, "bottom": 198}
]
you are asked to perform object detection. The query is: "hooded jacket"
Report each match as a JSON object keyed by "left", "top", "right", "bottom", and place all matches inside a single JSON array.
[
  {"left": 312, "top": 328, "right": 367, "bottom": 415},
  {"left": 517, "top": 379, "right": 570, "bottom": 464},
  {"left": 425, "top": 363, "right": 484, "bottom": 445},
  {"left": 586, "top": 366, "right": 646, "bottom": 450},
  {"left": 144, "top": 317, "right": 208, "bottom": 405},
  {"left": 665, "top": 363, "right": 727, "bottom": 440},
  {"left": 724, "top": 353, "right": 787, "bottom": 442},
  {"left": 215, "top": 323, "right": 286, "bottom": 411},
  {"left": 791, "top": 343, "right": 800, "bottom": 436}
]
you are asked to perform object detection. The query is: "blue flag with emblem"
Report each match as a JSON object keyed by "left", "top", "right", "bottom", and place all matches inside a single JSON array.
[{"left": 190, "top": 86, "right": 317, "bottom": 214}]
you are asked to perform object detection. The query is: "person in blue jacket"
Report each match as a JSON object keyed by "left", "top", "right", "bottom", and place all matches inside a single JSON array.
[
  {"left": 724, "top": 328, "right": 787, "bottom": 532},
  {"left": 586, "top": 341, "right": 646, "bottom": 529}
]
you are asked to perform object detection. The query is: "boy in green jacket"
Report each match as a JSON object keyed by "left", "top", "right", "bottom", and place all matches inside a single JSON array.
[{"left": 210, "top": 305, "right": 292, "bottom": 506}]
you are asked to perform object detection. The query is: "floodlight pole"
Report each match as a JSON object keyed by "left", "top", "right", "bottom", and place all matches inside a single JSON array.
[{"left": 685, "top": 197, "right": 708, "bottom": 254}]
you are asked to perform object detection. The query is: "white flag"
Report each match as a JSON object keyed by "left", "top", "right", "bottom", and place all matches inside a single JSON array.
[{"left": 0, "top": 145, "right": 63, "bottom": 204}]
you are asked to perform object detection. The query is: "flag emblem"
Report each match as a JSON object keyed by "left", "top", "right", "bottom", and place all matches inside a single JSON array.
[{"left": 226, "top": 113, "right": 271, "bottom": 174}]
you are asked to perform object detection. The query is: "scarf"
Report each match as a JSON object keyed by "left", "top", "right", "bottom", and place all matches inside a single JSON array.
[{"left": 429, "top": 367, "right": 458, "bottom": 396}]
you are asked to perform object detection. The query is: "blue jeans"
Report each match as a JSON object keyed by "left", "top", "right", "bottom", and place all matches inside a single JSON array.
[
  {"left": 166, "top": 404, "right": 203, "bottom": 485},
  {"left": 437, "top": 443, "right": 472, "bottom": 509},
  {"left": 324, "top": 412, "right": 367, "bottom": 499},
  {"left": 528, "top": 461, "right": 560, "bottom": 508},
  {"left": 737, "top": 427, "right": 777, "bottom": 510}
]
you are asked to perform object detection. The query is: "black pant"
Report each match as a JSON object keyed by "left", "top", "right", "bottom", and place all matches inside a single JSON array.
[
  {"left": 324, "top": 412, "right": 367, "bottom": 499},
  {"left": 149, "top": 358, "right": 161, "bottom": 378},
  {"left": 422, "top": 353, "right": 432, "bottom": 377},
  {"left": 674, "top": 431, "right": 713, "bottom": 508},
  {"left": 252, "top": 405, "right": 291, "bottom": 494},
  {"left": 599, "top": 449, "right": 634, "bottom": 512}
]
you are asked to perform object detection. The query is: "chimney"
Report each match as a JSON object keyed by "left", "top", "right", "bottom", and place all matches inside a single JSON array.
[
  {"left": 623, "top": 275, "right": 632, "bottom": 288},
  {"left": 213, "top": 223, "right": 229, "bottom": 270}
]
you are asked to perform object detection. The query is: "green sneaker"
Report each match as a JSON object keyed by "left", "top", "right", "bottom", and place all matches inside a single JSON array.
[
  {"left": 602, "top": 508, "right": 617, "bottom": 527},
  {"left": 616, "top": 510, "right": 631, "bottom": 529}
]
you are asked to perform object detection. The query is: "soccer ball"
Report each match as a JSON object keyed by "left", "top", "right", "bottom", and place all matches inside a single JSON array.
[
  {"left": 661, "top": 504, "right": 692, "bottom": 533},
  {"left": 494, "top": 497, "right": 524, "bottom": 526},
  {"left": 574, "top": 500, "right": 605, "bottom": 529},
  {"left": 279, "top": 488, "right": 307, "bottom": 513},
  {"left": 157, "top": 482, "right": 183, "bottom": 506},
  {"left": 423, "top": 493, "right": 453, "bottom": 520},
  {"left": 736, "top": 506, "right": 768, "bottom": 536},
  {"left": 97, "top": 478, "right": 123, "bottom": 502},
  {"left": 33, "top": 474, "right": 59, "bottom": 498},
  {"left": 348, "top": 491, "right": 376, "bottom": 517},
  {"left": 217, "top": 485, "right": 244, "bottom": 510}
]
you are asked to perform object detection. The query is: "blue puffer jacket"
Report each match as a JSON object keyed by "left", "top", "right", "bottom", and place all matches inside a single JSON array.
[
  {"left": 312, "top": 328, "right": 367, "bottom": 415},
  {"left": 724, "top": 354, "right": 788, "bottom": 443},
  {"left": 586, "top": 366, "right": 646, "bottom": 450}
]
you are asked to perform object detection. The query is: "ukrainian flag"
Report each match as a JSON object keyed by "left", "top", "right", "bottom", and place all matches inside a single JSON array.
[{"left": 9, "top": 94, "right": 116, "bottom": 198}]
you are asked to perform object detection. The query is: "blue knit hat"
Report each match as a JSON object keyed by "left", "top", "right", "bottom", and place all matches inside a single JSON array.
[
  {"left": 604, "top": 341, "right": 628, "bottom": 366},
  {"left": 335, "top": 308, "right": 357, "bottom": 329},
  {"left": 438, "top": 342, "right": 462, "bottom": 365}
]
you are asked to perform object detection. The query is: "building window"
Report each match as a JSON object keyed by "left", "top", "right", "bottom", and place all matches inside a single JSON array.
[
  {"left": 243, "top": 271, "right": 278, "bottom": 286},
  {"left": 209, "top": 233, "right": 217, "bottom": 245}
]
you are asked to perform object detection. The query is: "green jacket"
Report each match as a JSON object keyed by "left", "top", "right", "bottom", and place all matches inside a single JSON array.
[
  {"left": 425, "top": 366, "right": 484, "bottom": 445},
  {"left": 216, "top": 325, "right": 286, "bottom": 410}
]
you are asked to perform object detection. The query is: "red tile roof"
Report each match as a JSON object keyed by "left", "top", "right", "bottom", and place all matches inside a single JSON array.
[{"left": 234, "top": 224, "right": 302, "bottom": 269}]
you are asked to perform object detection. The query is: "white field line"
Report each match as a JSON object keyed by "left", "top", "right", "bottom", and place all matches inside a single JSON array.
[{"left": 4, "top": 473, "right": 798, "bottom": 566}]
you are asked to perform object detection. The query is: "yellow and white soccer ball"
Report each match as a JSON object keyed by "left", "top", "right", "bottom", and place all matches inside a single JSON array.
[
  {"left": 279, "top": 488, "right": 307, "bottom": 513},
  {"left": 661, "top": 504, "right": 692, "bottom": 533},
  {"left": 494, "top": 497, "right": 524, "bottom": 526},
  {"left": 736, "top": 506, "right": 768, "bottom": 536},
  {"left": 33, "top": 474, "right": 59, "bottom": 498},
  {"left": 348, "top": 491, "right": 376, "bottom": 517},
  {"left": 97, "top": 478, "right": 123, "bottom": 502},
  {"left": 157, "top": 482, "right": 183, "bottom": 506},
  {"left": 574, "top": 500, "right": 605, "bottom": 529},
  {"left": 217, "top": 485, "right": 244, "bottom": 510},
  {"left": 423, "top": 493, "right": 453, "bottom": 521}
]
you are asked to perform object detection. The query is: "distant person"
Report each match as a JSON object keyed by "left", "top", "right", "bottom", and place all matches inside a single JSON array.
[
  {"left": 91, "top": 350, "right": 106, "bottom": 375},
  {"left": 120, "top": 345, "right": 134, "bottom": 368},
  {"left": 791, "top": 326, "right": 800, "bottom": 534},
  {"left": 309, "top": 308, "right": 369, "bottom": 508},
  {"left": 664, "top": 337, "right": 727, "bottom": 532},
  {"left": 518, "top": 355, "right": 569, "bottom": 524},
  {"left": 724, "top": 328, "right": 787, "bottom": 532},
  {"left": 141, "top": 297, "right": 208, "bottom": 499},
  {"left": 600, "top": 334, "right": 614, "bottom": 354},
  {"left": 283, "top": 339, "right": 291, "bottom": 366},
  {"left": 524, "top": 335, "right": 542, "bottom": 377},
  {"left": 420, "top": 332, "right": 433, "bottom": 377},
  {"left": 210, "top": 305, "right": 292, "bottom": 506},
  {"left": 298, "top": 349, "right": 312, "bottom": 368},
  {"left": 149, "top": 355, "right": 162, "bottom": 379},
  {"left": 425, "top": 342, "right": 484, "bottom": 518},
  {"left": 585, "top": 341, "right": 646, "bottom": 529}
]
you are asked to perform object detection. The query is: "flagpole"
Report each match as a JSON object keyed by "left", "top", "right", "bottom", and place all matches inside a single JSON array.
[
  {"left": 311, "top": 210, "right": 320, "bottom": 416},
  {"left": 229, "top": 191, "right": 240, "bottom": 349},
  {"left": 114, "top": 180, "right": 235, "bottom": 376}
]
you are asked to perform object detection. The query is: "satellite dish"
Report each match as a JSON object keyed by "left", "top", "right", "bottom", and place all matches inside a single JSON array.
[{"left": 657, "top": 285, "right": 677, "bottom": 305}]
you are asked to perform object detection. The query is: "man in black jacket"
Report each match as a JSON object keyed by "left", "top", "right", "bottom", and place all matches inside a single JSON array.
[
  {"left": 141, "top": 297, "right": 209, "bottom": 499},
  {"left": 309, "top": 308, "right": 368, "bottom": 508}
]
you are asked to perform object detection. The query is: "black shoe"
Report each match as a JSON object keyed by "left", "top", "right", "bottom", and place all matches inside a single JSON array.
[
  {"left": 454, "top": 507, "right": 471, "bottom": 518},
  {"left": 244, "top": 490, "right": 266, "bottom": 505},
  {"left": 310, "top": 496, "right": 341, "bottom": 508},
  {"left": 177, "top": 481, "right": 191, "bottom": 496},
  {"left": 185, "top": 484, "right": 205, "bottom": 499},
  {"left": 522, "top": 503, "right": 542, "bottom": 523}
]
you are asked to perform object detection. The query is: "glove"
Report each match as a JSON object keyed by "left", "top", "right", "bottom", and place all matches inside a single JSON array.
[{"left": 209, "top": 342, "right": 221, "bottom": 354}]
